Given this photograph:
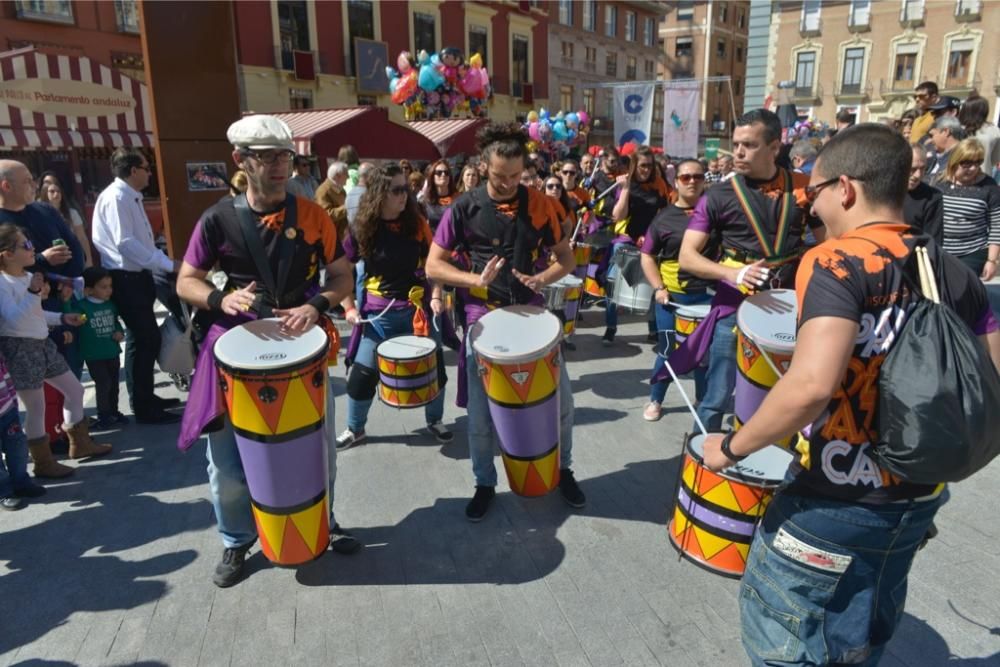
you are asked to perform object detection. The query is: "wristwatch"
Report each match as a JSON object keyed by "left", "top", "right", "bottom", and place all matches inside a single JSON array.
[{"left": 720, "top": 432, "right": 748, "bottom": 463}]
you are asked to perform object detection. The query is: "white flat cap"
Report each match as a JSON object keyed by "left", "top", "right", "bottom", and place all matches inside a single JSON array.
[{"left": 227, "top": 115, "right": 295, "bottom": 151}]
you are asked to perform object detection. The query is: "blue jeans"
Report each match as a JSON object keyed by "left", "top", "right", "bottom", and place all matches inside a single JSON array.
[
  {"left": 346, "top": 306, "right": 445, "bottom": 433},
  {"left": 465, "top": 333, "right": 574, "bottom": 487},
  {"left": 207, "top": 374, "right": 339, "bottom": 549},
  {"left": 650, "top": 292, "right": 712, "bottom": 404},
  {"left": 740, "top": 490, "right": 944, "bottom": 666},
  {"left": 0, "top": 408, "right": 30, "bottom": 497},
  {"left": 696, "top": 311, "right": 737, "bottom": 431}
]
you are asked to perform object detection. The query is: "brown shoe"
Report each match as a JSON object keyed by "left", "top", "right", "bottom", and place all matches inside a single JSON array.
[
  {"left": 27, "top": 435, "right": 74, "bottom": 478},
  {"left": 65, "top": 420, "right": 113, "bottom": 459}
]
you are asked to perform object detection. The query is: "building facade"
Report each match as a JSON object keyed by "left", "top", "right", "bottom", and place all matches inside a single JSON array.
[
  {"left": 0, "top": 0, "right": 156, "bottom": 216},
  {"left": 659, "top": 0, "right": 749, "bottom": 139},
  {"left": 765, "top": 0, "right": 1000, "bottom": 125},
  {"left": 234, "top": 0, "right": 549, "bottom": 124},
  {"left": 548, "top": 0, "right": 667, "bottom": 148}
]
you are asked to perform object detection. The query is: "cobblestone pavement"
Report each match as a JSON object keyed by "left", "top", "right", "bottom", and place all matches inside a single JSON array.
[{"left": 2, "top": 306, "right": 999, "bottom": 667}]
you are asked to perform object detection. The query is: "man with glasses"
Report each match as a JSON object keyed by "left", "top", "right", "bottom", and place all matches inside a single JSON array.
[
  {"left": 926, "top": 116, "right": 965, "bottom": 183},
  {"left": 700, "top": 122, "right": 1000, "bottom": 666},
  {"left": 909, "top": 81, "right": 940, "bottom": 146},
  {"left": 91, "top": 147, "right": 179, "bottom": 424},
  {"left": 904, "top": 145, "right": 943, "bottom": 245},
  {"left": 176, "top": 115, "right": 357, "bottom": 587},
  {"left": 286, "top": 156, "right": 318, "bottom": 200},
  {"left": 559, "top": 160, "right": 592, "bottom": 215},
  {"left": 678, "top": 109, "right": 821, "bottom": 432}
]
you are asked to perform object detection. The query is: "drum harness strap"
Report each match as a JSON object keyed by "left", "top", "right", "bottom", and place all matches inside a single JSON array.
[
  {"left": 729, "top": 170, "right": 805, "bottom": 287},
  {"left": 233, "top": 193, "right": 298, "bottom": 317}
]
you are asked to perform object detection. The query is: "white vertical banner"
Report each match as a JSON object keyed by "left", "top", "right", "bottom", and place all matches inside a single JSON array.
[
  {"left": 613, "top": 84, "right": 656, "bottom": 146},
  {"left": 662, "top": 82, "right": 701, "bottom": 158}
]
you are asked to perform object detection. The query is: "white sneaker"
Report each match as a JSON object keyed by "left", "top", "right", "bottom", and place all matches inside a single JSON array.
[
  {"left": 335, "top": 429, "right": 365, "bottom": 450},
  {"left": 427, "top": 421, "right": 454, "bottom": 443},
  {"left": 643, "top": 401, "right": 663, "bottom": 422}
]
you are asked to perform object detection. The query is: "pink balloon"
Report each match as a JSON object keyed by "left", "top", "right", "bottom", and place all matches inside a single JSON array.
[
  {"left": 577, "top": 111, "right": 589, "bottom": 127},
  {"left": 528, "top": 121, "right": 540, "bottom": 141}
]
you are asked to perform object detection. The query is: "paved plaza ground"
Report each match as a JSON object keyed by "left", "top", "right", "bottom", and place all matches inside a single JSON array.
[{"left": 2, "top": 304, "right": 1000, "bottom": 667}]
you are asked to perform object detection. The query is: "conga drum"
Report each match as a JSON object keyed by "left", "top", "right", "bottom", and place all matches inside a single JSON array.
[
  {"left": 733, "top": 290, "right": 798, "bottom": 449},
  {"left": 214, "top": 319, "right": 331, "bottom": 565},
  {"left": 376, "top": 335, "right": 440, "bottom": 408},
  {"left": 668, "top": 433, "right": 793, "bottom": 577},
  {"left": 470, "top": 306, "right": 563, "bottom": 497},
  {"left": 559, "top": 274, "right": 584, "bottom": 338}
]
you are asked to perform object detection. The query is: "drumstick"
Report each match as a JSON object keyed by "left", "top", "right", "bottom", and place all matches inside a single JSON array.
[
  {"left": 358, "top": 298, "right": 398, "bottom": 324},
  {"left": 661, "top": 357, "right": 709, "bottom": 438}
]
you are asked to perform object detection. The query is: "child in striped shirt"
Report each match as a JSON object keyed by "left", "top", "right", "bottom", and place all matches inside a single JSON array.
[{"left": 0, "top": 351, "right": 45, "bottom": 510}]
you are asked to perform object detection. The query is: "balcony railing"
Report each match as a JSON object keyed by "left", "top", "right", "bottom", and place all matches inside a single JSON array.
[
  {"left": 561, "top": 56, "right": 574, "bottom": 68},
  {"left": 835, "top": 80, "right": 872, "bottom": 100},
  {"left": 274, "top": 48, "right": 326, "bottom": 75},
  {"left": 941, "top": 72, "right": 982, "bottom": 95},
  {"left": 584, "top": 61, "right": 597, "bottom": 73},
  {"left": 955, "top": 0, "right": 981, "bottom": 21},
  {"left": 792, "top": 82, "right": 824, "bottom": 104},
  {"left": 879, "top": 78, "right": 917, "bottom": 97}
]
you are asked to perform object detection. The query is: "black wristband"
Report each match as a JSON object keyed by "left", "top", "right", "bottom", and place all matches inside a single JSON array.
[
  {"left": 307, "top": 294, "right": 331, "bottom": 314},
  {"left": 720, "top": 432, "right": 748, "bottom": 462},
  {"left": 207, "top": 289, "right": 225, "bottom": 311}
]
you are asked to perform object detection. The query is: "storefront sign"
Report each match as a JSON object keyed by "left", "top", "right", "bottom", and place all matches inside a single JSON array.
[{"left": 0, "top": 78, "right": 136, "bottom": 117}]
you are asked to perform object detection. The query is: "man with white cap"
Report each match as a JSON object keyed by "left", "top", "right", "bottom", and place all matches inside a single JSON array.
[{"left": 176, "top": 115, "right": 357, "bottom": 587}]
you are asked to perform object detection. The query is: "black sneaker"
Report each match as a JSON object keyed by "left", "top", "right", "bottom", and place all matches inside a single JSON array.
[
  {"left": 646, "top": 332, "right": 658, "bottom": 343},
  {"left": 465, "top": 486, "right": 496, "bottom": 522},
  {"left": 601, "top": 328, "right": 616, "bottom": 346},
  {"left": 558, "top": 469, "right": 586, "bottom": 508},
  {"left": 212, "top": 543, "right": 252, "bottom": 588},
  {"left": 329, "top": 523, "right": 362, "bottom": 554},
  {"left": 113, "top": 411, "right": 130, "bottom": 425},
  {"left": 427, "top": 421, "right": 454, "bottom": 443}
]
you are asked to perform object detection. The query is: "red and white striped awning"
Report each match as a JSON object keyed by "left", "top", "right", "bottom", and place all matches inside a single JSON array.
[
  {"left": 270, "top": 108, "right": 371, "bottom": 156},
  {"left": 0, "top": 47, "right": 153, "bottom": 150},
  {"left": 408, "top": 118, "right": 488, "bottom": 157}
]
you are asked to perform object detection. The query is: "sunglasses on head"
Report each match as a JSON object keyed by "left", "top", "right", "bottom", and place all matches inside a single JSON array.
[
  {"left": 389, "top": 185, "right": 409, "bottom": 195},
  {"left": 676, "top": 173, "right": 706, "bottom": 184}
]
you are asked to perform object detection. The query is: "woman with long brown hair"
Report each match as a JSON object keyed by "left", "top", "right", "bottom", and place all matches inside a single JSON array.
[
  {"left": 418, "top": 159, "right": 457, "bottom": 231},
  {"left": 36, "top": 174, "right": 92, "bottom": 267},
  {"left": 336, "top": 164, "right": 452, "bottom": 449},
  {"left": 456, "top": 163, "right": 481, "bottom": 193}
]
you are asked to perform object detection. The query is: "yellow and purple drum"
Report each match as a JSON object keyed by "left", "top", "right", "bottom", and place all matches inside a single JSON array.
[
  {"left": 669, "top": 433, "right": 793, "bottom": 577},
  {"left": 572, "top": 243, "right": 592, "bottom": 280},
  {"left": 559, "top": 274, "right": 583, "bottom": 338},
  {"left": 734, "top": 289, "right": 798, "bottom": 449},
  {"left": 674, "top": 303, "right": 711, "bottom": 346},
  {"left": 214, "top": 319, "right": 330, "bottom": 566},
  {"left": 471, "top": 306, "right": 563, "bottom": 497},
  {"left": 376, "top": 335, "right": 440, "bottom": 408}
]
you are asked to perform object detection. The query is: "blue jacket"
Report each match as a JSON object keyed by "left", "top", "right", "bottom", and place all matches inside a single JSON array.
[{"left": 0, "top": 202, "right": 85, "bottom": 277}]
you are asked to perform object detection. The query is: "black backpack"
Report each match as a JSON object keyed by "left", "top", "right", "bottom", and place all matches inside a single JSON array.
[{"left": 862, "top": 241, "right": 1000, "bottom": 483}]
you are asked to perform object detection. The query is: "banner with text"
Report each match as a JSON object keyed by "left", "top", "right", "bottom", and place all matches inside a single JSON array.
[
  {"left": 613, "top": 84, "right": 655, "bottom": 147},
  {"left": 662, "top": 83, "right": 701, "bottom": 158}
]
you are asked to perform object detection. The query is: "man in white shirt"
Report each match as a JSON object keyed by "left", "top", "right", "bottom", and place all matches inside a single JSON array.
[{"left": 91, "top": 147, "right": 180, "bottom": 424}]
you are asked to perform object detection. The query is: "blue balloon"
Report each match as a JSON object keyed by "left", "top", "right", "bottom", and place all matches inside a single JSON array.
[
  {"left": 565, "top": 112, "right": 579, "bottom": 127},
  {"left": 539, "top": 108, "right": 550, "bottom": 121},
  {"left": 552, "top": 120, "right": 568, "bottom": 142},
  {"left": 419, "top": 63, "right": 444, "bottom": 92}
]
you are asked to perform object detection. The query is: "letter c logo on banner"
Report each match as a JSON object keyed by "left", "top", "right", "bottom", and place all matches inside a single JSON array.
[{"left": 624, "top": 94, "right": 644, "bottom": 114}]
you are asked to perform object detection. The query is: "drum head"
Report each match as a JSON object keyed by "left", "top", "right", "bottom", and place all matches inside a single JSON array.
[
  {"left": 214, "top": 318, "right": 328, "bottom": 371},
  {"left": 377, "top": 335, "right": 436, "bottom": 360},
  {"left": 687, "top": 433, "right": 793, "bottom": 486},
  {"left": 675, "top": 304, "right": 711, "bottom": 320},
  {"left": 736, "top": 289, "right": 798, "bottom": 353},
  {"left": 470, "top": 305, "right": 562, "bottom": 363},
  {"left": 552, "top": 274, "right": 583, "bottom": 289}
]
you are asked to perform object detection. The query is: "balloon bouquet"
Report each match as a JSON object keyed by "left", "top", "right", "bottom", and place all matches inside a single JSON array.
[
  {"left": 523, "top": 108, "right": 592, "bottom": 161},
  {"left": 387, "top": 48, "right": 491, "bottom": 120}
]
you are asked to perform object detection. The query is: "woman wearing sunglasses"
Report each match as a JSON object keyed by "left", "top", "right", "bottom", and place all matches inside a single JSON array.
[
  {"left": 418, "top": 159, "right": 457, "bottom": 232},
  {"left": 936, "top": 138, "right": 1000, "bottom": 280},
  {"left": 336, "top": 165, "right": 453, "bottom": 450},
  {"left": 640, "top": 160, "right": 715, "bottom": 421}
]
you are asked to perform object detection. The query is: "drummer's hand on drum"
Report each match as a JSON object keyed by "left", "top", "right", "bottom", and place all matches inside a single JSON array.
[
  {"left": 702, "top": 434, "right": 735, "bottom": 472},
  {"left": 221, "top": 281, "right": 257, "bottom": 315},
  {"left": 654, "top": 287, "right": 670, "bottom": 306},
  {"left": 273, "top": 303, "right": 319, "bottom": 333},
  {"left": 511, "top": 269, "right": 545, "bottom": 293},
  {"left": 345, "top": 308, "right": 362, "bottom": 326},
  {"left": 475, "top": 256, "right": 505, "bottom": 287},
  {"left": 733, "top": 260, "right": 770, "bottom": 290}
]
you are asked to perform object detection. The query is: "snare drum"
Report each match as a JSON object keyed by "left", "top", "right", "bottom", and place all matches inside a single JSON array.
[
  {"left": 668, "top": 433, "right": 793, "bottom": 577},
  {"left": 674, "top": 303, "right": 711, "bottom": 346},
  {"left": 542, "top": 279, "right": 570, "bottom": 311},
  {"left": 734, "top": 290, "right": 798, "bottom": 449},
  {"left": 471, "top": 306, "right": 563, "bottom": 497},
  {"left": 376, "top": 335, "right": 440, "bottom": 408},
  {"left": 214, "top": 319, "right": 331, "bottom": 566},
  {"left": 610, "top": 245, "right": 654, "bottom": 315}
]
